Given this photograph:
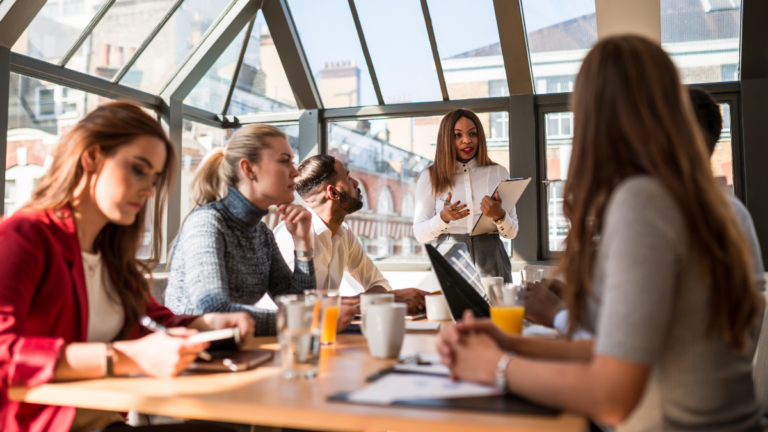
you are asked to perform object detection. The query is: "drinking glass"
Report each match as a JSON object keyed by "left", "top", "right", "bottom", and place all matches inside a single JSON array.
[
  {"left": 276, "top": 294, "right": 321, "bottom": 379},
  {"left": 317, "top": 289, "right": 341, "bottom": 345},
  {"left": 521, "top": 268, "right": 544, "bottom": 286},
  {"left": 489, "top": 283, "right": 526, "bottom": 335}
]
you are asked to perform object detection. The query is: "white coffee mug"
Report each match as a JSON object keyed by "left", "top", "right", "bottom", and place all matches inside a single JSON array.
[
  {"left": 365, "top": 303, "right": 406, "bottom": 359},
  {"left": 481, "top": 277, "right": 504, "bottom": 300},
  {"left": 360, "top": 292, "right": 394, "bottom": 336},
  {"left": 425, "top": 294, "right": 452, "bottom": 321}
]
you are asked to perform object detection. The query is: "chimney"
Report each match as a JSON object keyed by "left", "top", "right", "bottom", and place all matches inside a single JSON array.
[{"left": 318, "top": 60, "right": 361, "bottom": 109}]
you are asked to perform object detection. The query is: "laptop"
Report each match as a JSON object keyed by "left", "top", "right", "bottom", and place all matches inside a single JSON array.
[{"left": 425, "top": 244, "right": 490, "bottom": 320}]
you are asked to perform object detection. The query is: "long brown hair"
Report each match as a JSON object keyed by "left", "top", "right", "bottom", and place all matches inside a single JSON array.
[
  {"left": 561, "top": 35, "right": 760, "bottom": 350},
  {"left": 190, "top": 124, "right": 286, "bottom": 208},
  {"left": 22, "top": 102, "right": 176, "bottom": 338},
  {"left": 428, "top": 108, "right": 496, "bottom": 196}
]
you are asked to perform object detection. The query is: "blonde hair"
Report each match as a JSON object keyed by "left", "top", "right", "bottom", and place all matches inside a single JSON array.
[{"left": 191, "top": 124, "right": 287, "bottom": 209}]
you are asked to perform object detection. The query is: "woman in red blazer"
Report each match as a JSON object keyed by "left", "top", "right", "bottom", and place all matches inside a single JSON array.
[{"left": 0, "top": 102, "right": 254, "bottom": 432}]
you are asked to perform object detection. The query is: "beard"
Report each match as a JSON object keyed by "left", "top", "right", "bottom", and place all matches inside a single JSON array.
[{"left": 338, "top": 187, "right": 364, "bottom": 214}]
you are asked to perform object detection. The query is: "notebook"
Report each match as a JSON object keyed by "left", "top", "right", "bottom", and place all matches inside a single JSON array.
[{"left": 470, "top": 178, "right": 531, "bottom": 236}]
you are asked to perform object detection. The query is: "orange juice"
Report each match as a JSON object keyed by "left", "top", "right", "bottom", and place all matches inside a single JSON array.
[
  {"left": 320, "top": 306, "right": 340, "bottom": 344},
  {"left": 491, "top": 306, "right": 525, "bottom": 335}
]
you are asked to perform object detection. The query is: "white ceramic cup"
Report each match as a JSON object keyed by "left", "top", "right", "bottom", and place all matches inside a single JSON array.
[
  {"left": 365, "top": 303, "right": 407, "bottom": 359},
  {"left": 360, "top": 292, "right": 395, "bottom": 337},
  {"left": 425, "top": 294, "right": 452, "bottom": 321},
  {"left": 481, "top": 277, "right": 504, "bottom": 299}
]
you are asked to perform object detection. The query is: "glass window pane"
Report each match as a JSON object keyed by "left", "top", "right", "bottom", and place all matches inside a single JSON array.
[
  {"left": 288, "top": 0, "right": 376, "bottom": 108},
  {"left": 713, "top": 103, "right": 734, "bottom": 193},
  {"left": 353, "top": 0, "right": 442, "bottom": 104},
  {"left": 227, "top": 11, "right": 298, "bottom": 115},
  {"left": 12, "top": 0, "right": 111, "bottom": 64},
  {"left": 69, "top": 0, "right": 178, "bottom": 77},
  {"left": 427, "top": 0, "right": 507, "bottom": 100},
  {"left": 185, "top": 24, "right": 248, "bottom": 114},
  {"left": 7, "top": 73, "right": 158, "bottom": 258},
  {"left": 121, "top": 0, "right": 230, "bottom": 94},
  {"left": 661, "top": 0, "right": 741, "bottom": 84},
  {"left": 520, "top": 0, "right": 597, "bottom": 94},
  {"left": 543, "top": 111, "right": 573, "bottom": 252},
  {"left": 328, "top": 111, "right": 509, "bottom": 259}
]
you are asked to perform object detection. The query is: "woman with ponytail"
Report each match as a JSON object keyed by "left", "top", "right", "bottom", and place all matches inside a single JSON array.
[
  {"left": 0, "top": 102, "right": 252, "bottom": 432},
  {"left": 165, "top": 124, "right": 315, "bottom": 336}
]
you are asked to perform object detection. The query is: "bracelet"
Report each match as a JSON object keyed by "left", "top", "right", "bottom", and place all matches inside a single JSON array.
[
  {"left": 105, "top": 343, "right": 117, "bottom": 377},
  {"left": 296, "top": 248, "right": 313, "bottom": 258},
  {"left": 493, "top": 214, "right": 506, "bottom": 225},
  {"left": 495, "top": 353, "right": 513, "bottom": 391}
]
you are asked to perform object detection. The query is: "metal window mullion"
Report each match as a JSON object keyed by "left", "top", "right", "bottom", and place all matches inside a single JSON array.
[
  {"left": 112, "top": 0, "right": 185, "bottom": 84},
  {"left": 347, "top": 0, "right": 384, "bottom": 105},
  {"left": 0, "top": 46, "right": 10, "bottom": 217},
  {"left": 420, "top": 0, "right": 448, "bottom": 101},
  {"left": 59, "top": 0, "right": 118, "bottom": 67},
  {"left": 222, "top": 16, "right": 255, "bottom": 116}
]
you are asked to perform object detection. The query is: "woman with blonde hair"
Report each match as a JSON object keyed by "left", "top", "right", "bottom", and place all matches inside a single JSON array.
[
  {"left": 437, "top": 36, "right": 765, "bottom": 431},
  {"left": 413, "top": 108, "right": 518, "bottom": 282},
  {"left": 165, "top": 124, "right": 315, "bottom": 335},
  {"left": 0, "top": 102, "right": 252, "bottom": 432}
]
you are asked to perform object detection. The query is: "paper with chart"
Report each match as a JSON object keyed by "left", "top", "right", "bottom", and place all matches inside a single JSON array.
[{"left": 347, "top": 374, "right": 502, "bottom": 405}]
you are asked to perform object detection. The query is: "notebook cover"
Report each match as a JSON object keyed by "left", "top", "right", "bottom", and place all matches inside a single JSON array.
[{"left": 426, "top": 244, "right": 490, "bottom": 320}]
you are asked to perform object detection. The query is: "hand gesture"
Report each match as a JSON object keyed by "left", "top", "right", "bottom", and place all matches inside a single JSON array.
[
  {"left": 277, "top": 204, "right": 313, "bottom": 251},
  {"left": 437, "top": 312, "right": 504, "bottom": 385},
  {"left": 196, "top": 312, "right": 255, "bottom": 346},
  {"left": 115, "top": 328, "right": 209, "bottom": 378},
  {"left": 480, "top": 192, "right": 505, "bottom": 221},
  {"left": 393, "top": 288, "right": 427, "bottom": 314},
  {"left": 439, "top": 192, "right": 470, "bottom": 223}
]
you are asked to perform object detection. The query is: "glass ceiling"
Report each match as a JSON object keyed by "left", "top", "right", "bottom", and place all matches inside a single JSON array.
[{"left": 8, "top": 0, "right": 745, "bottom": 114}]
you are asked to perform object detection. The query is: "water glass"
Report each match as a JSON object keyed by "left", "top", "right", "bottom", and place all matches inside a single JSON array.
[
  {"left": 489, "top": 283, "right": 526, "bottom": 335},
  {"left": 277, "top": 294, "right": 321, "bottom": 379},
  {"left": 521, "top": 268, "right": 544, "bottom": 286}
]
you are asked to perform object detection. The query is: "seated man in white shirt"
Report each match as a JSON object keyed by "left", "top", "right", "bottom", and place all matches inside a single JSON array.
[{"left": 274, "top": 155, "right": 427, "bottom": 314}]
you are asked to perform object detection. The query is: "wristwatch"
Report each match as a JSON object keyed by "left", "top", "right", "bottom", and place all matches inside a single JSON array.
[
  {"left": 493, "top": 214, "right": 506, "bottom": 225},
  {"left": 105, "top": 343, "right": 117, "bottom": 377},
  {"left": 296, "top": 248, "right": 313, "bottom": 258},
  {"left": 495, "top": 353, "right": 513, "bottom": 391}
]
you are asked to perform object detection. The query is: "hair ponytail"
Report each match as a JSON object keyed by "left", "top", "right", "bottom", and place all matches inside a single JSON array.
[{"left": 189, "top": 124, "right": 287, "bottom": 210}]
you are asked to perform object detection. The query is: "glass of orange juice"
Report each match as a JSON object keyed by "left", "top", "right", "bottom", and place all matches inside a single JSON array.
[
  {"left": 489, "top": 283, "right": 526, "bottom": 335},
  {"left": 316, "top": 289, "right": 341, "bottom": 345}
]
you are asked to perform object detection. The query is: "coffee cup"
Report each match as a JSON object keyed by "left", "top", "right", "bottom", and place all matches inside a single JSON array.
[
  {"left": 425, "top": 294, "right": 452, "bottom": 321},
  {"left": 360, "top": 292, "right": 394, "bottom": 337},
  {"left": 365, "top": 303, "right": 406, "bottom": 359}
]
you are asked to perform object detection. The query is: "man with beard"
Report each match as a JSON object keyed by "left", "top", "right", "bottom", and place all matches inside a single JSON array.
[{"left": 274, "top": 155, "right": 427, "bottom": 314}]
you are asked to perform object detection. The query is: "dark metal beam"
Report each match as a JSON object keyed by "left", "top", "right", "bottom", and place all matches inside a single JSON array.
[
  {"left": 11, "top": 52, "right": 160, "bottom": 109},
  {"left": 183, "top": 104, "right": 226, "bottom": 129},
  {"left": 161, "top": 0, "right": 260, "bottom": 101},
  {"left": 0, "top": 46, "right": 11, "bottom": 216},
  {"left": 59, "top": 0, "right": 117, "bottom": 67},
  {"left": 161, "top": 97, "right": 184, "bottom": 262},
  {"left": 298, "top": 109, "right": 321, "bottom": 160},
  {"left": 263, "top": 0, "right": 321, "bottom": 109},
  {"left": 113, "top": 0, "right": 185, "bottom": 84},
  {"left": 0, "top": 0, "right": 48, "bottom": 48},
  {"left": 420, "top": 0, "right": 448, "bottom": 102},
  {"left": 509, "top": 94, "right": 538, "bottom": 262},
  {"left": 322, "top": 97, "right": 510, "bottom": 120},
  {"left": 347, "top": 0, "right": 384, "bottom": 105},
  {"left": 492, "top": 0, "right": 533, "bottom": 95},
  {"left": 222, "top": 16, "right": 255, "bottom": 116},
  {"left": 227, "top": 110, "right": 303, "bottom": 125}
]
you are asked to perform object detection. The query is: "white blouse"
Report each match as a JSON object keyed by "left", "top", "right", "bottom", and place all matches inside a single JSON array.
[{"left": 413, "top": 158, "right": 519, "bottom": 243}]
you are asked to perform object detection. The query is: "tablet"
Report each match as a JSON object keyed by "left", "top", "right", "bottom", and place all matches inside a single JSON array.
[{"left": 470, "top": 178, "right": 531, "bottom": 236}]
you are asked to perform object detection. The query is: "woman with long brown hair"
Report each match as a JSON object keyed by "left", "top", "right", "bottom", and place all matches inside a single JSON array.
[
  {"left": 0, "top": 102, "right": 252, "bottom": 432},
  {"left": 436, "top": 36, "right": 765, "bottom": 430},
  {"left": 413, "top": 108, "right": 518, "bottom": 282}
]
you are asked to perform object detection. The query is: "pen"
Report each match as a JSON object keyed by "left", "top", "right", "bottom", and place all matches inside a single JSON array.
[
  {"left": 140, "top": 316, "right": 212, "bottom": 361},
  {"left": 439, "top": 198, "right": 451, "bottom": 205}
]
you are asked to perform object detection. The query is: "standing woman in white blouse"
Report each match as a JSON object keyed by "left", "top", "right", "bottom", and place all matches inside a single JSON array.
[{"left": 413, "top": 108, "right": 518, "bottom": 282}]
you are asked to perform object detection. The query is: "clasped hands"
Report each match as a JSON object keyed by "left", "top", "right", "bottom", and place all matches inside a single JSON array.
[{"left": 439, "top": 192, "right": 505, "bottom": 223}]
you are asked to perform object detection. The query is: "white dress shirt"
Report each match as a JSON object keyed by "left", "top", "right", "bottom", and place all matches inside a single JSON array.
[
  {"left": 274, "top": 208, "right": 392, "bottom": 293},
  {"left": 413, "top": 158, "right": 519, "bottom": 243}
]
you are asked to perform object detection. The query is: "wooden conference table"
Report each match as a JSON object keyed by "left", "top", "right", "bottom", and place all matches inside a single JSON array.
[{"left": 9, "top": 330, "right": 586, "bottom": 432}]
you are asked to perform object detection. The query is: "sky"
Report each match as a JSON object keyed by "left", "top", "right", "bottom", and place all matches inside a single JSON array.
[{"left": 282, "top": 0, "right": 595, "bottom": 109}]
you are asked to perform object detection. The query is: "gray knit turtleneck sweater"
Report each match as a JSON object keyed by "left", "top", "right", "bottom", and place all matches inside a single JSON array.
[{"left": 165, "top": 186, "right": 315, "bottom": 335}]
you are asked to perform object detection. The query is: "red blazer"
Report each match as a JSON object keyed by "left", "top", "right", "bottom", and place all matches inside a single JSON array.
[{"left": 0, "top": 208, "right": 197, "bottom": 432}]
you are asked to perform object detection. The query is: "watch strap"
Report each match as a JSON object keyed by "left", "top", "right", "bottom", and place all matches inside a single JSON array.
[{"left": 296, "top": 248, "right": 313, "bottom": 258}]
